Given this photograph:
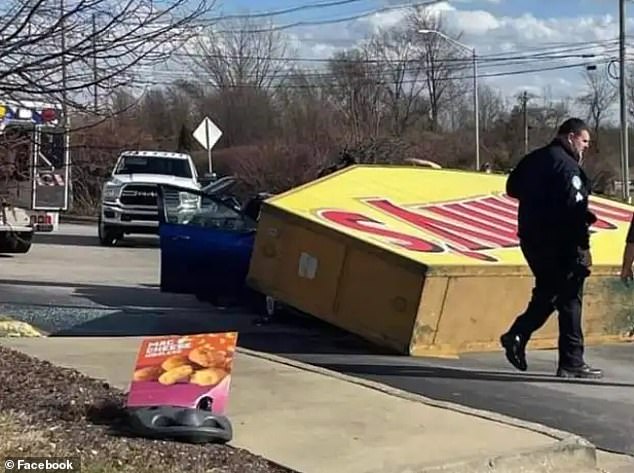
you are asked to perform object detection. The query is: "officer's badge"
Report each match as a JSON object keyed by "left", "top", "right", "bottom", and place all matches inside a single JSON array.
[{"left": 572, "top": 175, "right": 583, "bottom": 190}]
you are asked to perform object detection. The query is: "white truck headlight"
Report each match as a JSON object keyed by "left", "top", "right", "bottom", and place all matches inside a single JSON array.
[{"left": 103, "top": 182, "right": 122, "bottom": 202}]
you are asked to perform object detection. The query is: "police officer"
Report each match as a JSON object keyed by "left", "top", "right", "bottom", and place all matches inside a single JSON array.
[{"left": 500, "top": 118, "right": 603, "bottom": 379}]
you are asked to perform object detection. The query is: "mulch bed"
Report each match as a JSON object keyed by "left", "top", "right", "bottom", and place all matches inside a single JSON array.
[{"left": 0, "top": 345, "right": 296, "bottom": 473}]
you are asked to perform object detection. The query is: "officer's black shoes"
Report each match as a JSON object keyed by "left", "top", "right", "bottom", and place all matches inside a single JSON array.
[
  {"left": 556, "top": 363, "right": 603, "bottom": 379},
  {"left": 500, "top": 332, "right": 527, "bottom": 371}
]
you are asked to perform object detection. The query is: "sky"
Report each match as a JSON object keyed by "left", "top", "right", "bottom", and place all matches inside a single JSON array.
[{"left": 191, "top": 0, "right": 634, "bottom": 120}]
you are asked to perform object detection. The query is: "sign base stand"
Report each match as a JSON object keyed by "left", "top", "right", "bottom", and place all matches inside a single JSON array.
[{"left": 123, "top": 405, "right": 233, "bottom": 444}]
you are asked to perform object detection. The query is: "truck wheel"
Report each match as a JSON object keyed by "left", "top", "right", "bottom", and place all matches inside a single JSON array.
[
  {"left": 98, "top": 218, "right": 122, "bottom": 246},
  {"left": 13, "top": 232, "right": 32, "bottom": 253},
  {"left": 0, "top": 232, "right": 32, "bottom": 254}
]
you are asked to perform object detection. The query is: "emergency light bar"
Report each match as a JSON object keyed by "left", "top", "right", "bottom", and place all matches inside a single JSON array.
[{"left": 0, "top": 102, "right": 61, "bottom": 127}]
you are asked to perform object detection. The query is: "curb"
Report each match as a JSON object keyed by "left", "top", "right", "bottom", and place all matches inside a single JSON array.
[
  {"left": 382, "top": 436, "right": 597, "bottom": 473},
  {"left": 236, "top": 347, "right": 598, "bottom": 471},
  {"left": 60, "top": 215, "right": 97, "bottom": 225}
]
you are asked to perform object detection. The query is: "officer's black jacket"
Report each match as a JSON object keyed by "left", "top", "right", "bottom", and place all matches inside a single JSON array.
[{"left": 506, "top": 138, "right": 595, "bottom": 250}]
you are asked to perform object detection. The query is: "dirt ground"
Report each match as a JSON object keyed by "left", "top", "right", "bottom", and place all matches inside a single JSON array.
[{"left": 0, "top": 345, "right": 295, "bottom": 473}]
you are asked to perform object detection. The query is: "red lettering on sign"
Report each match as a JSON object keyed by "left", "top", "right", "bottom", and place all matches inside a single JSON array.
[
  {"left": 588, "top": 200, "right": 632, "bottom": 223},
  {"left": 365, "top": 199, "right": 517, "bottom": 251},
  {"left": 468, "top": 200, "right": 518, "bottom": 220},
  {"left": 444, "top": 202, "right": 518, "bottom": 233},
  {"left": 318, "top": 210, "right": 443, "bottom": 253},
  {"left": 314, "top": 193, "right": 632, "bottom": 263},
  {"left": 423, "top": 205, "right": 519, "bottom": 241},
  {"left": 478, "top": 195, "right": 516, "bottom": 212}
]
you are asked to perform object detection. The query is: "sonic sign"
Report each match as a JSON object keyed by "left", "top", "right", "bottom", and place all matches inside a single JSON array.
[
  {"left": 269, "top": 167, "right": 634, "bottom": 266},
  {"left": 315, "top": 194, "right": 632, "bottom": 263}
]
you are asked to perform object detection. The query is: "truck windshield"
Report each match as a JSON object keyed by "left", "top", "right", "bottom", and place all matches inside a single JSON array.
[{"left": 114, "top": 155, "right": 192, "bottom": 178}]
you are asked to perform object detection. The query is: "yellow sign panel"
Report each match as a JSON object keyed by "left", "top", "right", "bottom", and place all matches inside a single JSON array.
[{"left": 266, "top": 166, "right": 634, "bottom": 266}]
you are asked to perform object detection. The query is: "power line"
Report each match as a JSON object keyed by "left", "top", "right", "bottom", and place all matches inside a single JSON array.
[
  {"left": 209, "top": 0, "right": 378, "bottom": 21},
  {"left": 211, "top": 0, "right": 442, "bottom": 33},
  {"left": 121, "top": 58, "right": 608, "bottom": 90},
  {"left": 137, "top": 51, "right": 617, "bottom": 83},
  {"left": 173, "top": 43, "right": 618, "bottom": 65}
]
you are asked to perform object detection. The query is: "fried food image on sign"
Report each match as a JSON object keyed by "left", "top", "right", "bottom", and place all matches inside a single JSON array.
[
  {"left": 222, "top": 354, "right": 234, "bottom": 371},
  {"left": 161, "top": 354, "right": 190, "bottom": 371},
  {"left": 158, "top": 364, "right": 194, "bottom": 385},
  {"left": 190, "top": 368, "right": 227, "bottom": 387},
  {"left": 188, "top": 345, "right": 227, "bottom": 368},
  {"left": 133, "top": 365, "right": 163, "bottom": 382}
]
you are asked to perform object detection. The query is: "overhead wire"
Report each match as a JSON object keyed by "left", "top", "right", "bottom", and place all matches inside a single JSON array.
[
  {"left": 136, "top": 53, "right": 616, "bottom": 84},
  {"left": 172, "top": 41, "right": 618, "bottom": 65},
  {"left": 209, "top": 0, "right": 380, "bottom": 21},
  {"left": 1, "top": 0, "right": 619, "bottom": 104},
  {"left": 130, "top": 38, "right": 618, "bottom": 85},
  {"left": 121, "top": 57, "right": 611, "bottom": 90},
  {"left": 208, "top": 0, "right": 443, "bottom": 33}
]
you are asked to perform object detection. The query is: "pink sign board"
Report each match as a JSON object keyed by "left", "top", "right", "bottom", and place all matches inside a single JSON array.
[{"left": 126, "top": 332, "right": 238, "bottom": 414}]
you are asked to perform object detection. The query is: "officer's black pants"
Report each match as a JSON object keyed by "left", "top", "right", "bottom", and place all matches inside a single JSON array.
[{"left": 507, "top": 241, "right": 589, "bottom": 368}]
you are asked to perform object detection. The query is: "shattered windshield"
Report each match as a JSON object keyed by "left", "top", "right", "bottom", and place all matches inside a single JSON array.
[{"left": 114, "top": 155, "right": 192, "bottom": 178}]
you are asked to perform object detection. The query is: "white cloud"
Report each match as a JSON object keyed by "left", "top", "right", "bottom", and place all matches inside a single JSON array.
[
  {"left": 144, "top": 0, "right": 620, "bottom": 129},
  {"left": 226, "top": 1, "right": 622, "bottom": 122},
  {"left": 366, "top": 9, "right": 408, "bottom": 30},
  {"left": 450, "top": 10, "right": 500, "bottom": 35}
]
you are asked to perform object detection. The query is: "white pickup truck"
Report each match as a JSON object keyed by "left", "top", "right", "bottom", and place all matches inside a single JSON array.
[{"left": 98, "top": 150, "right": 202, "bottom": 245}]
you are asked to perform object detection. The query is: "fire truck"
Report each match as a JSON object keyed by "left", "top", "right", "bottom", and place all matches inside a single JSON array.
[{"left": 0, "top": 99, "right": 70, "bottom": 253}]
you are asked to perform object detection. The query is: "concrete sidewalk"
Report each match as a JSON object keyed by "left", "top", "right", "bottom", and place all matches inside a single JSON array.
[{"left": 0, "top": 336, "right": 601, "bottom": 473}]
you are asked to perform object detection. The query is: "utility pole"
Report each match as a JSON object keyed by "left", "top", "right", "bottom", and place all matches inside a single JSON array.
[
  {"left": 60, "top": 0, "right": 68, "bottom": 126},
  {"left": 619, "top": 0, "right": 630, "bottom": 203},
  {"left": 92, "top": 13, "right": 98, "bottom": 112},
  {"left": 472, "top": 48, "right": 480, "bottom": 172},
  {"left": 521, "top": 91, "right": 529, "bottom": 154}
]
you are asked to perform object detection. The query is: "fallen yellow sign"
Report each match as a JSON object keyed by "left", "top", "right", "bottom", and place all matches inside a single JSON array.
[{"left": 246, "top": 165, "right": 634, "bottom": 356}]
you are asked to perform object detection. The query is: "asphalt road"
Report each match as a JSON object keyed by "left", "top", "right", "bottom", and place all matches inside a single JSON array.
[{"left": 1, "top": 225, "right": 634, "bottom": 457}]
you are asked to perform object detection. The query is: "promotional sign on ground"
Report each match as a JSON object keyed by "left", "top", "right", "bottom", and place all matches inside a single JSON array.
[{"left": 126, "top": 332, "right": 237, "bottom": 414}]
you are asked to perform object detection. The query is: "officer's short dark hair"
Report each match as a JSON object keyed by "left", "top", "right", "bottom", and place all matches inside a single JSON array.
[{"left": 557, "top": 118, "right": 590, "bottom": 136}]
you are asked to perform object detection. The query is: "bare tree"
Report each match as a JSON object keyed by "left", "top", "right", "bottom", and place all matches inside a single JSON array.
[
  {"left": 187, "top": 16, "right": 290, "bottom": 90},
  {"left": 365, "top": 25, "right": 427, "bottom": 136},
  {"left": 578, "top": 67, "right": 617, "bottom": 136},
  {"left": 447, "top": 83, "right": 505, "bottom": 132},
  {"left": 0, "top": 0, "right": 215, "bottom": 122},
  {"left": 324, "top": 48, "right": 385, "bottom": 142},
  {"left": 275, "top": 68, "right": 343, "bottom": 145},
  {"left": 406, "top": 6, "right": 467, "bottom": 132},
  {"left": 181, "top": 17, "right": 292, "bottom": 147},
  {"left": 478, "top": 84, "right": 505, "bottom": 132}
]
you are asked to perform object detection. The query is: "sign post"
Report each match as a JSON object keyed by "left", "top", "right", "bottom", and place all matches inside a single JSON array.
[{"left": 192, "top": 116, "right": 222, "bottom": 174}]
